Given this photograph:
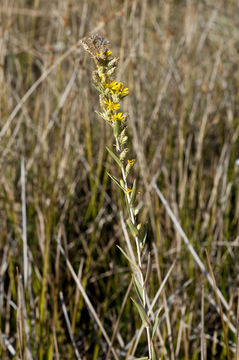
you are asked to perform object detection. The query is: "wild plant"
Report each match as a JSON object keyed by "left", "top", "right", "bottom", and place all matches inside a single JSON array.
[{"left": 80, "top": 34, "right": 159, "bottom": 360}]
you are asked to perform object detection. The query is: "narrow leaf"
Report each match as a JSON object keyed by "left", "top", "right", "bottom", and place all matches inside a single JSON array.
[
  {"left": 152, "top": 308, "right": 161, "bottom": 339},
  {"left": 139, "top": 225, "right": 147, "bottom": 249},
  {"left": 106, "top": 146, "right": 123, "bottom": 167},
  {"left": 92, "top": 83, "right": 103, "bottom": 92},
  {"left": 131, "top": 297, "right": 150, "bottom": 327},
  {"left": 131, "top": 297, "right": 150, "bottom": 326},
  {"left": 107, "top": 172, "right": 125, "bottom": 192},
  {"left": 125, "top": 198, "right": 131, "bottom": 217},
  {"left": 95, "top": 110, "right": 107, "bottom": 120},
  {"left": 116, "top": 245, "right": 141, "bottom": 273},
  {"left": 132, "top": 357, "right": 149, "bottom": 360},
  {"left": 129, "top": 179, "right": 137, "bottom": 205},
  {"left": 132, "top": 275, "right": 144, "bottom": 304},
  {"left": 95, "top": 110, "right": 112, "bottom": 122},
  {"left": 144, "top": 252, "right": 152, "bottom": 289},
  {"left": 127, "top": 219, "right": 139, "bottom": 237}
]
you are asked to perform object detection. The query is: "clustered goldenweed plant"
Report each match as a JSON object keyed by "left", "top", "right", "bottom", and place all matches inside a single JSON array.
[{"left": 80, "top": 34, "right": 159, "bottom": 360}]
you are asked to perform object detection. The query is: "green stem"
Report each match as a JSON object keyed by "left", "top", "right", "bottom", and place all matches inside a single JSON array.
[{"left": 115, "top": 136, "right": 152, "bottom": 359}]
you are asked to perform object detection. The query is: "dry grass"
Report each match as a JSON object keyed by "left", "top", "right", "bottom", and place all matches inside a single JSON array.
[{"left": 0, "top": 0, "right": 239, "bottom": 359}]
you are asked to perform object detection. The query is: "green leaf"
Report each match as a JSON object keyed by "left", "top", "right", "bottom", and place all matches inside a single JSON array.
[
  {"left": 129, "top": 179, "right": 137, "bottom": 205},
  {"left": 107, "top": 172, "right": 125, "bottom": 192},
  {"left": 127, "top": 219, "right": 139, "bottom": 237},
  {"left": 132, "top": 275, "right": 144, "bottom": 304},
  {"left": 152, "top": 308, "right": 161, "bottom": 339},
  {"left": 116, "top": 245, "right": 141, "bottom": 273},
  {"left": 131, "top": 297, "right": 150, "bottom": 327},
  {"left": 132, "top": 357, "right": 149, "bottom": 360},
  {"left": 139, "top": 225, "right": 147, "bottom": 249},
  {"left": 106, "top": 146, "right": 123, "bottom": 167},
  {"left": 125, "top": 199, "right": 131, "bottom": 218}
]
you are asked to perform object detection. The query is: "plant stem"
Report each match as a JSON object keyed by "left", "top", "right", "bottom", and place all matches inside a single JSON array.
[{"left": 115, "top": 136, "right": 152, "bottom": 359}]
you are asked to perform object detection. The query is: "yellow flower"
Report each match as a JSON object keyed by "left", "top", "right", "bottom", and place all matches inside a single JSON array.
[
  {"left": 117, "top": 83, "right": 129, "bottom": 96},
  {"left": 128, "top": 159, "right": 135, "bottom": 166},
  {"left": 110, "top": 81, "right": 121, "bottom": 91},
  {"left": 106, "top": 50, "right": 112, "bottom": 57},
  {"left": 109, "top": 112, "right": 124, "bottom": 122},
  {"left": 109, "top": 81, "right": 129, "bottom": 96},
  {"left": 104, "top": 99, "right": 120, "bottom": 112},
  {"left": 125, "top": 188, "right": 132, "bottom": 194},
  {"left": 137, "top": 223, "right": 142, "bottom": 230},
  {"left": 103, "top": 81, "right": 113, "bottom": 90},
  {"left": 110, "top": 113, "right": 118, "bottom": 122},
  {"left": 104, "top": 80, "right": 118, "bottom": 91},
  {"left": 116, "top": 112, "right": 124, "bottom": 121}
]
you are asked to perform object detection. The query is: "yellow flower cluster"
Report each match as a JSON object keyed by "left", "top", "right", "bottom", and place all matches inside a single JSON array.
[
  {"left": 81, "top": 36, "right": 129, "bottom": 127},
  {"left": 90, "top": 49, "right": 129, "bottom": 125},
  {"left": 105, "top": 80, "right": 129, "bottom": 97}
]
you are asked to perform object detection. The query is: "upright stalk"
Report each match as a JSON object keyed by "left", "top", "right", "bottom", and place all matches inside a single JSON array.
[
  {"left": 115, "top": 135, "right": 152, "bottom": 359},
  {"left": 80, "top": 34, "right": 155, "bottom": 359}
]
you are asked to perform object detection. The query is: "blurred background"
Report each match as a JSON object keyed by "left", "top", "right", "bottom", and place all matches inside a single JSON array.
[{"left": 0, "top": 0, "right": 239, "bottom": 359}]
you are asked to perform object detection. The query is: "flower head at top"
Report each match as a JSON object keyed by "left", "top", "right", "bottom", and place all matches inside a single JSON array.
[{"left": 97, "top": 49, "right": 112, "bottom": 58}]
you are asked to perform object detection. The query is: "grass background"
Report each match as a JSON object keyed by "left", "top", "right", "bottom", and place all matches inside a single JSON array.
[{"left": 0, "top": 0, "right": 239, "bottom": 359}]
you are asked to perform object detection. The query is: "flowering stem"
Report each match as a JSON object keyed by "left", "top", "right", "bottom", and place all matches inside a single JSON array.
[{"left": 80, "top": 34, "right": 153, "bottom": 360}]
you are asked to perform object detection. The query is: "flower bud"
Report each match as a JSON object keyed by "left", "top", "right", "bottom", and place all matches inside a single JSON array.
[
  {"left": 121, "top": 136, "right": 128, "bottom": 145},
  {"left": 119, "top": 127, "right": 127, "bottom": 143},
  {"left": 99, "top": 94, "right": 107, "bottom": 109},
  {"left": 92, "top": 71, "right": 101, "bottom": 84},
  {"left": 108, "top": 57, "right": 119, "bottom": 68},
  {"left": 107, "top": 66, "right": 117, "bottom": 76},
  {"left": 119, "top": 148, "right": 129, "bottom": 161},
  {"left": 113, "top": 120, "right": 120, "bottom": 137}
]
